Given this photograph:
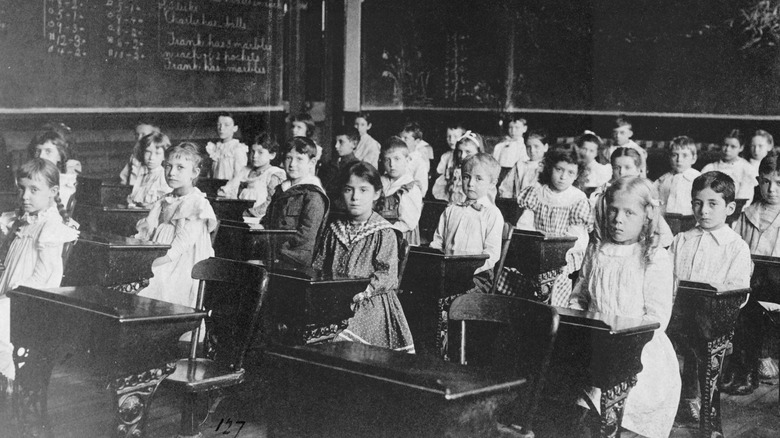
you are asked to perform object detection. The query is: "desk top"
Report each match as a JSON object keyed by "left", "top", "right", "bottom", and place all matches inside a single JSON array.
[
  {"left": 88, "top": 205, "right": 151, "bottom": 213},
  {"left": 555, "top": 307, "right": 659, "bottom": 335},
  {"left": 9, "top": 286, "right": 206, "bottom": 324},
  {"left": 270, "top": 267, "right": 371, "bottom": 286},
  {"left": 78, "top": 232, "right": 170, "bottom": 250},
  {"left": 267, "top": 342, "right": 526, "bottom": 401},
  {"left": 512, "top": 230, "right": 578, "bottom": 242},
  {"left": 677, "top": 280, "right": 751, "bottom": 297},
  {"left": 409, "top": 245, "right": 490, "bottom": 261},
  {"left": 752, "top": 254, "right": 780, "bottom": 266}
]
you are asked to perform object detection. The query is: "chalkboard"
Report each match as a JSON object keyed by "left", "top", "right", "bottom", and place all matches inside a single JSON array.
[
  {"left": 0, "top": 0, "right": 283, "bottom": 109},
  {"left": 361, "top": 0, "right": 780, "bottom": 116}
]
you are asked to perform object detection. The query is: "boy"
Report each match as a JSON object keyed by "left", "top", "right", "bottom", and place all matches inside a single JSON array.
[
  {"left": 576, "top": 131, "right": 611, "bottom": 190},
  {"left": 377, "top": 137, "right": 423, "bottom": 245},
  {"left": 604, "top": 117, "right": 647, "bottom": 174},
  {"left": 654, "top": 136, "right": 701, "bottom": 215},
  {"left": 321, "top": 126, "right": 361, "bottom": 202},
  {"left": 261, "top": 137, "right": 329, "bottom": 269},
  {"left": 702, "top": 135, "right": 757, "bottom": 204},
  {"left": 399, "top": 122, "right": 431, "bottom": 196},
  {"left": 432, "top": 122, "right": 466, "bottom": 200},
  {"left": 728, "top": 152, "right": 780, "bottom": 395},
  {"left": 498, "top": 129, "right": 548, "bottom": 198},
  {"left": 668, "top": 171, "right": 752, "bottom": 423},
  {"left": 492, "top": 115, "right": 529, "bottom": 184},
  {"left": 430, "top": 153, "right": 503, "bottom": 356}
]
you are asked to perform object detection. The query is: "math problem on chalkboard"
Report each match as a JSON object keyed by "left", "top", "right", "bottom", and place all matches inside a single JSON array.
[{"left": 0, "top": 0, "right": 284, "bottom": 109}]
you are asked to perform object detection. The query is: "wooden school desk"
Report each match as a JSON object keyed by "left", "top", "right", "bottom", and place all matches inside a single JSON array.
[
  {"left": 264, "top": 342, "right": 527, "bottom": 437},
  {"left": 71, "top": 176, "right": 147, "bottom": 236},
  {"left": 212, "top": 219, "right": 296, "bottom": 268},
  {"left": 9, "top": 285, "right": 205, "bottom": 438},
  {"left": 419, "top": 199, "right": 448, "bottom": 245},
  {"left": 551, "top": 308, "right": 659, "bottom": 438},
  {"left": 747, "top": 255, "right": 780, "bottom": 406},
  {"left": 61, "top": 232, "right": 170, "bottom": 290},
  {"left": 264, "top": 267, "right": 371, "bottom": 345},
  {"left": 398, "top": 246, "right": 489, "bottom": 355},
  {"left": 668, "top": 281, "right": 750, "bottom": 438},
  {"left": 503, "top": 230, "right": 577, "bottom": 303},
  {"left": 664, "top": 213, "right": 697, "bottom": 235},
  {"left": 207, "top": 197, "right": 254, "bottom": 222},
  {"left": 195, "top": 178, "right": 228, "bottom": 198}
]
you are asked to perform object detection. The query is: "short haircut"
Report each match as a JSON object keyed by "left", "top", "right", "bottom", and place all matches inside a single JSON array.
[
  {"left": 355, "top": 112, "right": 372, "bottom": 125},
  {"left": 576, "top": 131, "right": 603, "bottom": 148},
  {"left": 692, "top": 171, "right": 736, "bottom": 204},
  {"left": 753, "top": 129, "right": 775, "bottom": 147},
  {"left": 166, "top": 142, "right": 203, "bottom": 171},
  {"left": 462, "top": 153, "right": 500, "bottom": 183},
  {"left": 504, "top": 114, "right": 527, "bottom": 127},
  {"left": 286, "top": 136, "right": 318, "bottom": 159},
  {"left": 759, "top": 151, "right": 780, "bottom": 175},
  {"left": 446, "top": 120, "right": 467, "bottom": 131},
  {"left": 615, "top": 116, "right": 632, "bottom": 129},
  {"left": 252, "top": 132, "right": 281, "bottom": 155},
  {"left": 669, "top": 135, "right": 697, "bottom": 155},
  {"left": 539, "top": 148, "right": 580, "bottom": 187},
  {"left": 339, "top": 161, "right": 382, "bottom": 193},
  {"left": 335, "top": 126, "right": 360, "bottom": 144},
  {"left": 610, "top": 147, "right": 643, "bottom": 167},
  {"left": 383, "top": 136, "right": 409, "bottom": 156},
  {"left": 401, "top": 121, "right": 423, "bottom": 140},
  {"left": 135, "top": 132, "right": 171, "bottom": 163},
  {"left": 724, "top": 128, "right": 744, "bottom": 145},
  {"left": 217, "top": 112, "right": 235, "bottom": 122},
  {"left": 28, "top": 130, "right": 71, "bottom": 172},
  {"left": 527, "top": 128, "right": 549, "bottom": 144},
  {"left": 291, "top": 112, "right": 316, "bottom": 138}
]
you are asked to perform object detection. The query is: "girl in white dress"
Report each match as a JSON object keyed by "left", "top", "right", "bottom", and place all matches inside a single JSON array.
[
  {"left": 0, "top": 159, "right": 79, "bottom": 383},
  {"left": 126, "top": 132, "right": 172, "bottom": 208},
  {"left": 569, "top": 176, "right": 680, "bottom": 438},
  {"left": 205, "top": 113, "right": 249, "bottom": 180},
  {"left": 136, "top": 142, "right": 217, "bottom": 309},
  {"left": 28, "top": 129, "right": 80, "bottom": 209}
]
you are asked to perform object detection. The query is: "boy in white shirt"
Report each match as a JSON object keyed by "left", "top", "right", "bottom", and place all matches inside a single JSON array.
[
  {"left": 604, "top": 117, "right": 647, "bottom": 175},
  {"left": 377, "top": 138, "right": 423, "bottom": 246},
  {"left": 492, "top": 115, "right": 529, "bottom": 183},
  {"left": 498, "top": 129, "right": 548, "bottom": 198},
  {"left": 655, "top": 136, "right": 701, "bottom": 215},
  {"left": 399, "top": 122, "right": 431, "bottom": 196},
  {"left": 702, "top": 130, "right": 757, "bottom": 203}
]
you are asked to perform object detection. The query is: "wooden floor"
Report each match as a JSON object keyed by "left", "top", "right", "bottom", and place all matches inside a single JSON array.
[{"left": 0, "top": 362, "right": 777, "bottom": 438}]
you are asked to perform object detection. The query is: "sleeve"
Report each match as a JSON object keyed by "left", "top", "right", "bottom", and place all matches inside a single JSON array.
[
  {"left": 167, "top": 199, "right": 217, "bottom": 261},
  {"left": 492, "top": 142, "right": 505, "bottom": 161},
  {"left": 516, "top": 185, "right": 539, "bottom": 210},
  {"left": 429, "top": 208, "right": 447, "bottom": 250},
  {"left": 395, "top": 186, "right": 423, "bottom": 233},
  {"left": 134, "top": 200, "right": 162, "bottom": 240},
  {"left": 365, "top": 141, "right": 381, "bottom": 169},
  {"left": 365, "top": 229, "right": 399, "bottom": 297},
  {"left": 233, "top": 143, "right": 249, "bottom": 181},
  {"left": 0, "top": 212, "right": 16, "bottom": 237},
  {"left": 22, "top": 222, "right": 79, "bottom": 288},
  {"left": 119, "top": 161, "right": 132, "bottom": 185},
  {"left": 281, "top": 191, "right": 326, "bottom": 265},
  {"left": 701, "top": 163, "right": 715, "bottom": 174},
  {"left": 569, "top": 244, "right": 596, "bottom": 310},
  {"left": 436, "top": 152, "right": 449, "bottom": 175},
  {"left": 479, "top": 209, "right": 503, "bottom": 273},
  {"left": 218, "top": 173, "right": 243, "bottom": 199},
  {"left": 724, "top": 241, "right": 753, "bottom": 290},
  {"left": 498, "top": 165, "right": 519, "bottom": 198},
  {"left": 311, "top": 225, "right": 332, "bottom": 273},
  {"left": 414, "top": 156, "right": 430, "bottom": 196},
  {"left": 642, "top": 250, "right": 675, "bottom": 331}
]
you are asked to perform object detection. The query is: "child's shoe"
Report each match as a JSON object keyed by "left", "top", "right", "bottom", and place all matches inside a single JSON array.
[
  {"left": 731, "top": 371, "right": 759, "bottom": 396},
  {"left": 758, "top": 357, "right": 778, "bottom": 381}
]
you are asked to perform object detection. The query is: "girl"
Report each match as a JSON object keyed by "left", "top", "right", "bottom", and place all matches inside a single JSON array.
[
  {"left": 28, "top": 129, "right": 80, "bottom": 209},
  {"left": 432, "top": 123, "right": 466, "bottom": 200},
  {"left": 701, "top": 129, "right": 756, "bottom": 203},
  {"left": 291, "top": 112, "right": 323, "bottom": 165},
  {"left": 0, "top": 159, "right": 79, "bottom": 383},
  {"left": 313, "top": 162, "right": 414, "bottom": 352},
  {"left": 498, "top": 129, "right": 549, "bottom": 199},
  {"left": 218, "top": 133, "right": 286, "bottom": 219},
  {"left": 126, "top": 132, "right": 172, "bottom": 209},
  {"left": 353, "top": 112, "right": 381, "bottom": 169},
  {"left": 576, "top": 131, "right": 612, "bottom": 190},
  {"left": 748, "top": 129, "right": 774, "bottom": 175},
  {"left": 205, "top": 113, "right": 248, "bottom": 180},
  {"left": 511, "top": 148, "right": 590, "bottom": 306},
  {"left": 119, "top": 123, "right": 160, "bottom": 186},
  {"left": 569, "top": 177, "right": 680, "bottom": 438},
  {"left": 135, "top": 143, "right": 217, "bottom": 308},
  {"left": 588, "top": 147, "right": 644, "bottom": 207},
  {"left": 444, "top": 131, "right": 484, "bottom": 204}
]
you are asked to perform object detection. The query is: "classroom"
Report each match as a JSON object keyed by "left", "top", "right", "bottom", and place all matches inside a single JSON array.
[{"left": 0, "top": 1, "right": 779, "bottom": 437}]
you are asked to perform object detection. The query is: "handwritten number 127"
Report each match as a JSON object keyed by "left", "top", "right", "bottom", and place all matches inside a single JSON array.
[{"left": 215, "top": 418, "right": 245, "bottom": 437}]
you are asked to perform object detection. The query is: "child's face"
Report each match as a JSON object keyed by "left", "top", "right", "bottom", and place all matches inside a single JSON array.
[
  {"left": 354, "top": 117, "right": 371, "bottom": 136},
  {"left": 217, "top": 116, "right": 238, "bottom": 141},
  {"left": 722, "top": 137, "right": 743, "bottom": 162},
  {"left": 526, "top": 137, "right": 548, "bottom": 161},
  {"left": 135, "top": 124, "right": 156, "bottom": 140},
  {"left": 35, "top": 141, "right": 62, "bottom": 165},
  {"left": 164, "top": 155, "right": 198, "bottom": 194},
  {"left": 144, "top": 145, "right": 165, "bottom": 170},
  {"left": 383, "top": 149, "right": 410, "bottom": 179},
  {"left": 457, "top": 142, "right": 479, "bottom": 161},
  {"left": 399, "top": 131, "right": 418, "bottom": 151},
  {"left": 335, "top": 135, "right": 356, "bottom": 157},
  {"left": 670, "top": 148, "right": 696, "bottom": 174},
  {"left": 446, "top": 128, "right": 465, "bottom": 150},
  {"left": 578, "top": 141, "right": 599, "bottom": 165},
  {"left": 692, "top": 187, "right": 735, "bottom": 231},
  {"left": 613, "top": 125, "right": 632, "bottom": 146},
  {"left": 17, "top": 176, "right": 58, "bottom": 215},
  {"left": 759, "top": 171, "right": 780, "bottom": 205},
  {"left": 508, "top": 121, "right": 527, "bottom": 140},
  {"left": 612, "top": 156, "right": 640, "bottom": 180},
  {"left": 550, "top": 161, "right": 578, "bottom": 192},
  {"left": 284, "top": 149, "right": 314, "bottom": 183},
  {"left": 607, "top": 190, "right": 646, "bottom": 245},
  {"left": 291, "top": 121, "right": 308, "bottom": 138},
  {"left": 751, "top": 135, "right": 771, "bottom": 160},
  {"left": 251, "top": 144, "right": 275, "bottom": 168},
  {"left": 462, "top": 164, "right": 493, "bottom": 200},
  {"left": 342, "top": 174, "right": 380, "bottom": 222}
]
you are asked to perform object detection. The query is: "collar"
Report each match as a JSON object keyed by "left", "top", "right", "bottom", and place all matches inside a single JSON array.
[
  {"left": 686, "top": 225, "right": 740, "bottom": 246},
  {"left": 742, "top": 202, "right": 780, "bottom": 230},
  {"left": 281, "top": 175, "right": 323, "bottom": 192},
  {"left": 675, "top": 168, "right": 700, "bottom": 181},
  {"left": 331, "top": 212, "right": 393, "bottom": 247},
  {"left": 458, "top": 195, "right": 492, "bottom": 211},
  {"left": 19, "top": 205, "right": 60, "bottom": 225},
  {"left": 382, "top": 173, "right": 414, "bottom": 190},
  {"left": 162, "top": 187, "right": 205, "bottom": 204}
]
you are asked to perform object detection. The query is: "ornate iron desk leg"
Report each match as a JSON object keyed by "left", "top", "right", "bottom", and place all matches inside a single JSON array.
[
  {"left": 698, "top": 334, "right": 731, "bottom": 438},
  {"left": 596, "top": 377, "right": 637, "bottom": 438},
  {"left": 13, "top": 346, "right": 57, "bottom": 438},
  {"left": 110, "top": 362, "right": 176, "bottom": 438}
]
